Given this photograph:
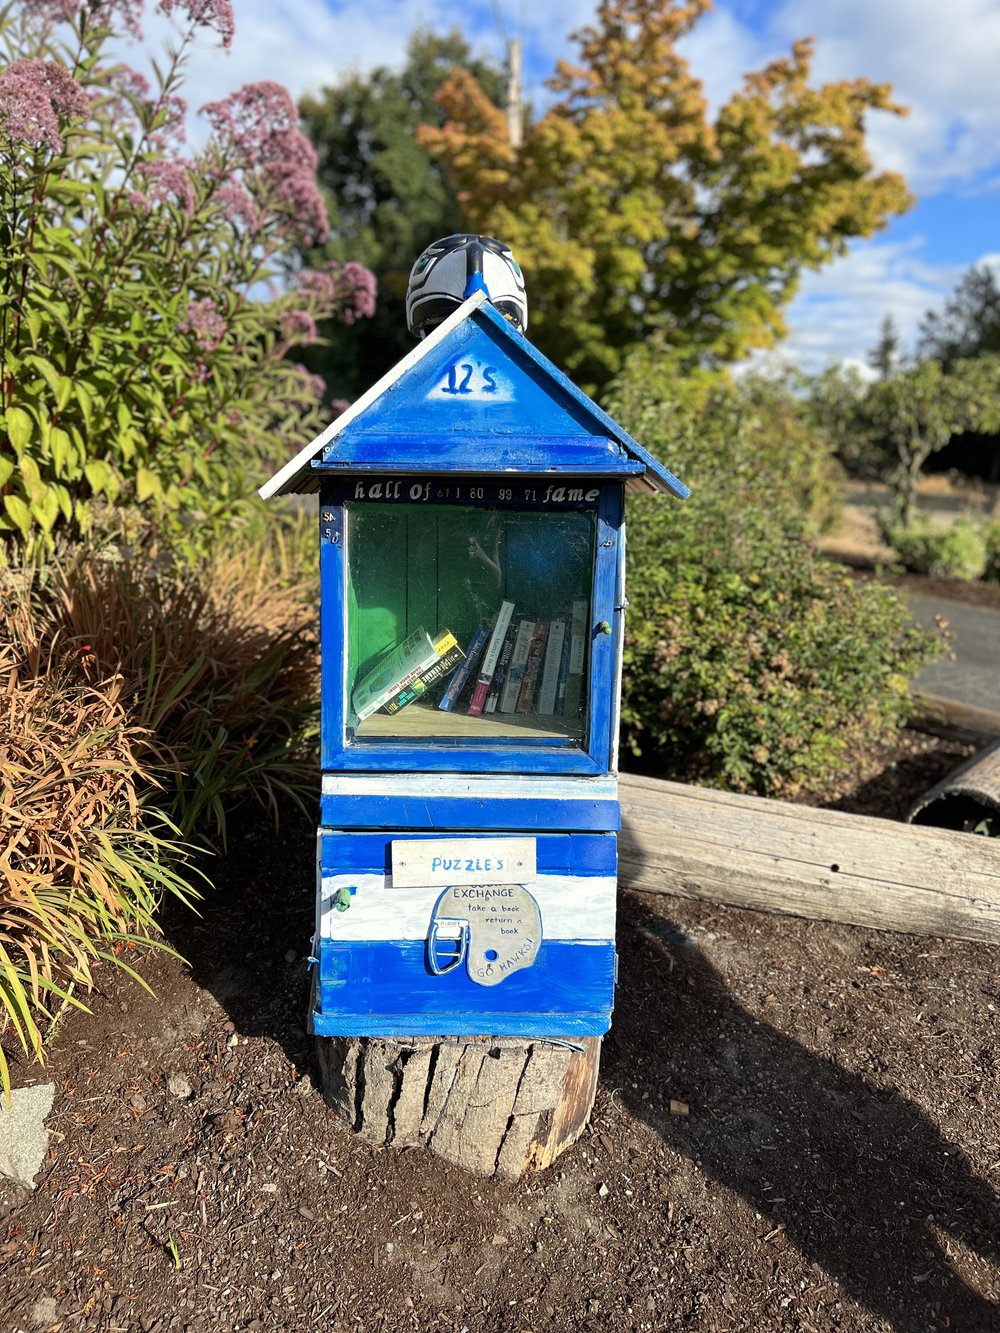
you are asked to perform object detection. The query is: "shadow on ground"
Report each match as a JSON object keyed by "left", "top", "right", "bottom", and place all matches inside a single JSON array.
[
  {"left": 607, "top": 894, "right": 1000, "bottom": 1333},
  {"left": 161, "top": 799, "right": 999, "bottom": 1332}
]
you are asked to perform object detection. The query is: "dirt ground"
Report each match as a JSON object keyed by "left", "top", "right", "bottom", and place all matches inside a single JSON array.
[{"left": 2, "top": 732, "right": 998, "bottom": 1333}]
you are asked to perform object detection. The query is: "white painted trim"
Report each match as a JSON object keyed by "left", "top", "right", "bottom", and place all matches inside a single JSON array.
[
  {"left": 319, "top": 872, "right": 617, "bottom": 941},
  {"left": 320, "top": 773, "right": 618, "bottom": 800},
  {"left": 258, "top": 291, "right": 490, "bottom": 500}
]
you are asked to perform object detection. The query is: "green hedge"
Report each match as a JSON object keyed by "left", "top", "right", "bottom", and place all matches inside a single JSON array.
[{"left": 607, "top": 361, "right": 942, "bottom": 796}]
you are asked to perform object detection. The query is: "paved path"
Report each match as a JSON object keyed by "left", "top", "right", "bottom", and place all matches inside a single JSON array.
[{"left": 908, "top": 594, "right": 1000, "bottom": 716}]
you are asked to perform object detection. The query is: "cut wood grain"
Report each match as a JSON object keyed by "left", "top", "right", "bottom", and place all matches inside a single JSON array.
[
  {"left": 315, "top": 1034, "right": 600, "bottom": 1179},
  {"left": 909, "top": 738, "right": 1000, "bottom": 830},
  {"left": 618, "top": 772, "right": 1000, "bottom": 944}
]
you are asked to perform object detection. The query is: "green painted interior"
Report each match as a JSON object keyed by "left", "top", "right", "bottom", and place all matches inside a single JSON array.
[{"left": 345, "top": 502, "right": 595, "bottom": 717}]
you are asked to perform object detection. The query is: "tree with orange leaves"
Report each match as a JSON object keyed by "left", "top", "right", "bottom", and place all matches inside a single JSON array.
[{"left": 419, "top": 0, "right": 912, "bottom": 393}]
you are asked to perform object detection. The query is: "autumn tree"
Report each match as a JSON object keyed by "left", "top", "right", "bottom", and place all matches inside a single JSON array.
[
  {"left": 300, "top": 30, "right": 504, "bottom": 396},
  {"left": 419, "top": 0, "right": 912, "bottom": 393}
]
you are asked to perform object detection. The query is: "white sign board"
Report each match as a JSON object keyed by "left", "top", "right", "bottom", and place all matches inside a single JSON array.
[{"left": 391, "top": 837, "right": 536, "bottom": 889}]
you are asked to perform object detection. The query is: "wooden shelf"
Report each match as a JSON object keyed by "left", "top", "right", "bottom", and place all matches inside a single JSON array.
[{"left": 354, "top": 702, "right": 582, "bottom": 741}]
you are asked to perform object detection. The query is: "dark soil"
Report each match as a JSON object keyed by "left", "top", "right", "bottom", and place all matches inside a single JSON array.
[
  {"left": 837, "top": 557, "right": 1000, "bottom": 614},
  {"left": 2, "top": 737, "right": 999, "bottom": 1333}
]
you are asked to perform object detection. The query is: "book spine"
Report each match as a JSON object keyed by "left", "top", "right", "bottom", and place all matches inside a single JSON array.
[
  {"left": 554, "top": 632, "right": 571, "bottom": 715},
  {"left": 381, "top": 643, "right": 465, "bottom": 714},
  {"left": 499, "top": 620, "right": 536, "bottom": 712},
  {"left": 562, "top": 599, "right": 589, "bottom": 719},
  {"left": 467, "top": 600, "right": 515, "bottom": 717},
  {"left": 536, "top": 618, "right": 566, "bottom": 715},
  {"left": 516, "top": 621, "right": 550, "bottom": 712},
  {"left": 483, "top": 630, "right": 515, "bottom": 713},
  {"left": 438, "top": 625, "right": 488, "bottom": 712}
]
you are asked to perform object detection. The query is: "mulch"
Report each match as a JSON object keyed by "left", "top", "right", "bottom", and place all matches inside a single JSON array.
[{"left": 1, "top": 741, "right": 998, "bottom": 1331}]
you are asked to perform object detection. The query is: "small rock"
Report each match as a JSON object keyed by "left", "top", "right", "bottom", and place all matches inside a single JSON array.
[
  {"left": 227, "top": 1034, "right": 239, "bottom": 1049},
  {"left": 260, "top": 1182, "right": 278, "bottom": 1193},
  {"left": 0, "top": 1083, "right": 56, "bottom": 1189},
  {"left": 597, "top": 1182, "right": 610, "bottom": 1198},
  {"left": 167, "top": 1074, "right": 193, "bottom": 1100},
  {"left": 30, "top": 1294, "right": 58, "bottom": 1328},
  {"left": 284, "top": 950, "right": 298, "bottom": 964}
]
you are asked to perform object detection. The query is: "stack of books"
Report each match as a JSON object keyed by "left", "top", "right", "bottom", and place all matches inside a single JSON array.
[
  {"left": 352, "top": 627, "right": 462, "bottom": 721},
  {"left": 436, "top": 598, "right": 589, "bottom": 720}
]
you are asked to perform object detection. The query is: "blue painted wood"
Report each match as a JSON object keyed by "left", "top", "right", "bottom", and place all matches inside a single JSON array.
[
  {"left": 315, "top": 938, "right": 615, "bottom": 1035},
  {"left": 311, "top": 1011, "right": 610, "bottom": 1038},
  {"left": 319, "top": 830, "right": 616, "bottom": 877},
  {"left": 328, "top": 745, "right": 606, "bottom": 776},
  {"left": 319, "top": 500, "right": 347, "bottom": 774},
  {"left": 261, "top": 293, "right": 688, "bottom": 500},
  {"left": 315, "top": 436, "right": 646, "bottom": 478},
  {"left": 319, "top": 794, "right": 621, "bottom": 831},
  {"left": 590, "top": 487, "right": 624, "bottom": 773},
  {"left": 474, "top": 303, "right": 689, "bottom": 499},
  {"left": 321, "top": 316, "right": 605, "bottom": 444}
]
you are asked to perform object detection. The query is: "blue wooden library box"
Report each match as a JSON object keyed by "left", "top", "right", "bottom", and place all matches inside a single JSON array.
[{"left": 259, "top": 289, "right": 687, "bottom": 1041}]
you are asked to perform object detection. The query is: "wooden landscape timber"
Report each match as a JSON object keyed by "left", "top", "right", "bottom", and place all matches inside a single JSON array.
[
  {"left": 911, "top": 692, "right": 1000, "bottom": 745},
  {"left": 909, "top": 737, "right": 1000, "bottom": 831},
  {"left": 618, "top": 772, "right": 1000, "bottom": 946},
  {"left": 315, "top": 1034, "right": 600, "bottom": 1178}
]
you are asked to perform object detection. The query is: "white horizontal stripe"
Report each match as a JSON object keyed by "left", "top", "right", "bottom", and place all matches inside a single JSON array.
[
  {"left": 319, "top": 872, "right": 616, "bottom": 942},
  {"left": 321, "top": 773, "right": 618, "bottom": 801}
]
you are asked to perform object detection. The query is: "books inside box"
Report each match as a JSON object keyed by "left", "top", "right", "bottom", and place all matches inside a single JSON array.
[{"left": 346, "top": 502, "right": 594, "bottom": 743}]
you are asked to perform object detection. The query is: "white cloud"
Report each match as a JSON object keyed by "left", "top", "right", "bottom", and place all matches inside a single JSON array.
[{"left": 761, "top": 239, "right": 972, "bottom": 374}]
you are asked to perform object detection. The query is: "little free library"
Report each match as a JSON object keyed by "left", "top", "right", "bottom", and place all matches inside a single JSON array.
[{"left": 260, "top": 279, "right": 688, "bottom": 1173}]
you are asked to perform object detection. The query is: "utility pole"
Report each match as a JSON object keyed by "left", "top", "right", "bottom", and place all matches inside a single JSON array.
[{"left": 507, "top": 37, "right": 522, "bottom": 148}]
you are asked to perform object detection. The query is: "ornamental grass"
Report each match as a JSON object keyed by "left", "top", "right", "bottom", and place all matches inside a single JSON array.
[{"left": 0, "top": 527, "right": 318, "bottom": 1095}]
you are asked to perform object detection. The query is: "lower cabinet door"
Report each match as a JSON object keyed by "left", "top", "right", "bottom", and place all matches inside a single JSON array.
[{"left": 313, "top": 829, "right": 617, "bottom": 1038}]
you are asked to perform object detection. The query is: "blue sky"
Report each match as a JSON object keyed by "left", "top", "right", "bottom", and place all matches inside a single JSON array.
[{"left": 156, "top": 0, "right": 1000, "bottom": 374}]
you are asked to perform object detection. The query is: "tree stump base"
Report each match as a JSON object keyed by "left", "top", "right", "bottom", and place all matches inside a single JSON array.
[{"left": 315, "top": 1034, "right": 601, "bottom": 1178}]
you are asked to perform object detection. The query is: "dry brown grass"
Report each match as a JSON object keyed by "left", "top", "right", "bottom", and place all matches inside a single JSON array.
[{"left": 0, "top": 526, "right": 319, "bottom": 1093}]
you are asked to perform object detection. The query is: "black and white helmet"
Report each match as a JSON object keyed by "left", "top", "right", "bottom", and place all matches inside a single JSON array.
[{"left": 406, "top": 234, "right": 527, "bottom": 338}]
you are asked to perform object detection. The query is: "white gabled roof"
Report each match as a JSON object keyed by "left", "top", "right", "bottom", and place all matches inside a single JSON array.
[{"left": 259, "top": 291, "right": 490, "bottom": 501}]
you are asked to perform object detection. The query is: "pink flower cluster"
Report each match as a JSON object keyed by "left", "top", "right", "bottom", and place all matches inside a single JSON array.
[
  {"left": 202, "top": 82, "right": 329, "bottom": 245},
  {"left": 158, "top": 0, "right": 235, "bottom": 49},
  {"left": 179, "top": 296, "right": 227, "bottom": 350},
  {"left": 25, "top": 0, "right": 234, "bottom": 44},
  {"left": 338, "top": 261, "right": 378, "bottom": 324},
  {"left": 133, "top": 155, "right": 196, "bottom": 213},
  {"left": 0, "top": 58, "right": 89, "bottom": 153},
  {"left": 281, "top": 309, "right": 318, "bottom": 344},
  {"left": 295, "top": 260, "right": 378, "bottom": 325}
]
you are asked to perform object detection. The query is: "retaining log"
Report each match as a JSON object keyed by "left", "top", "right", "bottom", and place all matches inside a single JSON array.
[
  {"left": 618, "top": 772, "right": 1000, "bottom": 945},
  {"left": 909, "top": 738, "right": 1000, "bottom": 832}
]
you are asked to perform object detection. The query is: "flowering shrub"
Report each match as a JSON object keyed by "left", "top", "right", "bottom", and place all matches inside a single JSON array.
[{"left": 0, "top": 0, "right": 375, "bottom": 558}]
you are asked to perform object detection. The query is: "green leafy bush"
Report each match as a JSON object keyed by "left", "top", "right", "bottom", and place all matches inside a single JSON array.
[
  {"left": 879, "top": 516, "right": 989, "bottom": 581},
  {"left": 0, "top": 527, "right": 318, "bottom": 1092},
  {"left": 0, "top": 1, "right": 374, "bottom": 562},
  {"left": 607, "top": 363, "right": 941, "bottom": 796},
  {"left": 984, "top": 519, "right": 1000, "bottom": 583}
]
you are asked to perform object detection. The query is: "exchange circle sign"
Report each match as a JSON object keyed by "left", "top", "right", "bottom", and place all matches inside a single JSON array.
[{"left": 427, "top": 883, "right": 542, "bottom": 987}]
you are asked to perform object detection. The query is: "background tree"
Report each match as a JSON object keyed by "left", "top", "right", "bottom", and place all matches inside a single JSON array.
[
  {"left": 868, "top": 314, "right": 902, "bottom": 378},
  {"left": 817, "top": 356, "right": 1000, "bottom": 526},
  {"left": 919, "top": 263, "right": 1000, "bottom": 367},
  {"left": 300, "top": 30, "right": 504, "bottom": 397},
  {"left": 419, "top": 0, "right": 912, "bottom": 395}
]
